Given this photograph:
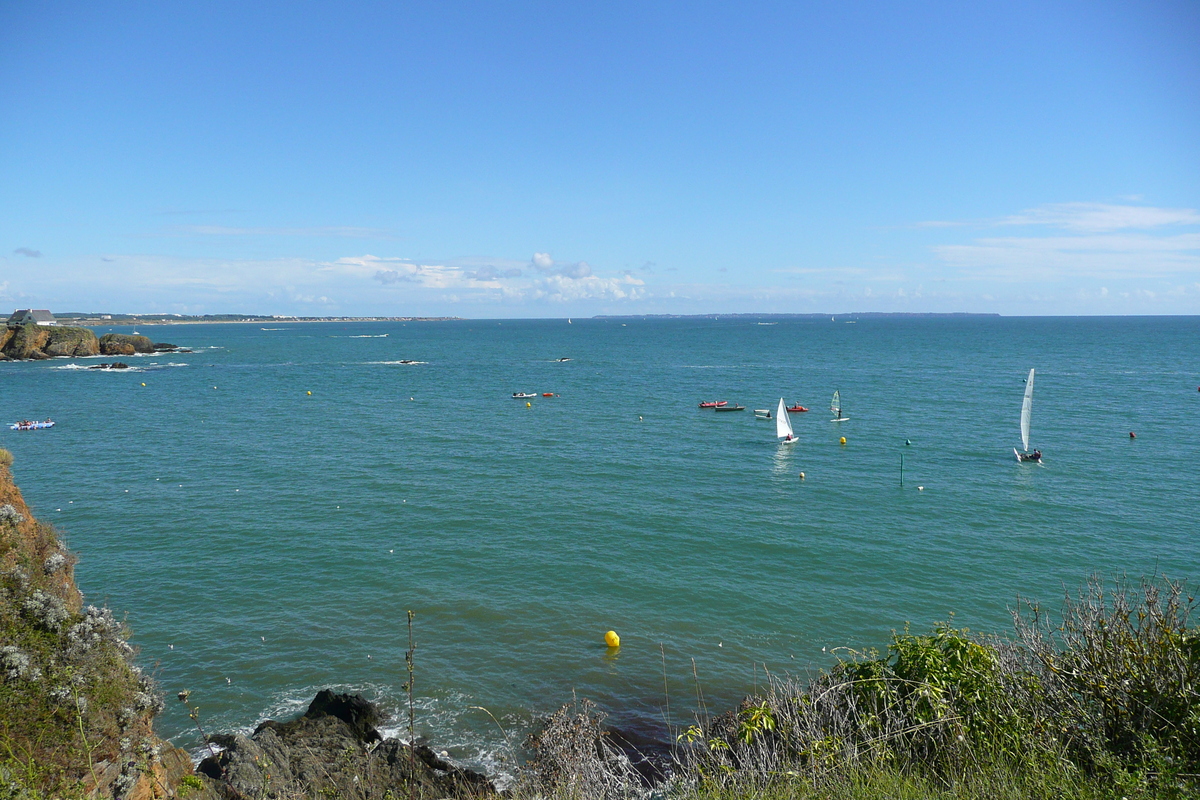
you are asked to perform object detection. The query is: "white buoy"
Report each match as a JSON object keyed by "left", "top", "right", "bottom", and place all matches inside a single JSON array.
[{"left": 918, "top": 486, "right": 924, "bottom": 491}]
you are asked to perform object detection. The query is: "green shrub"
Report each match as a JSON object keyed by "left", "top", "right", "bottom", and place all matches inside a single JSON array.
[{"left": 656, "top": 575, "right": 1199, "bottom": 800}]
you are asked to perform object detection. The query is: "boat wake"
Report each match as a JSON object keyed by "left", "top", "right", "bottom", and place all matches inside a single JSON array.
[{"left": 367, "top": 360, "right": 427, "bottom": 365}]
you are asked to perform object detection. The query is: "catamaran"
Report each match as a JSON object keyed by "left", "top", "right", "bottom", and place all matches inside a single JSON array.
[
  {"left": 830, "top": 390, "right": 848, "bottom": 422},
  {"left": 1015, "top": 368, "right": 1041, "bottom": 462},
  {"left": 777, "top": 398, "right": 797, "bottom": 443}
]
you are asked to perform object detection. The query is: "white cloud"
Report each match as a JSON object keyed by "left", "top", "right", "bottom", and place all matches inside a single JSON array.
[
  {"left": 532, "top": 252, "right": 554, "bottom": 271},
  {"left": 998, "top": 203, "right": 1200, "bottom": 232},
  {"left": 532, "top": 273, "right": 645, "bottom": 303},
  {"left": 934, "top": 232, "right": 1200, "bottom": 280},
  {"left": 168, "top": 225, "right": 394, "bottom": 238}
]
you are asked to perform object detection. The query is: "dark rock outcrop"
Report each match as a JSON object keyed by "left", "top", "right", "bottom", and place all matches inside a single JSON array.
[
  {"left": 198, "top": 691, "right": 494, "bottom": 800},
  {"left": 0, "top": 324, "right": 100, "bottom": 360},
  {"left": 99, "top": 333, "right": 156, "bottom": 356}
]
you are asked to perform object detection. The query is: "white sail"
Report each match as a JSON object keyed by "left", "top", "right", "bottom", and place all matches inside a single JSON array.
[
  {"left": 830, "top": 390, "right": 841, "bottom": 418},
  {"left": 776, "top": 398, "right": 793, "bottom": 439},
  {"left": 1020, "top": 369, "right": 1035, "bottom": 452}
]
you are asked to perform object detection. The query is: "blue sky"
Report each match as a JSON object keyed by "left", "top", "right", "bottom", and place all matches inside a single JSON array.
[{"left": 1, "top": 1, "right": 1197, "bottom": 317}]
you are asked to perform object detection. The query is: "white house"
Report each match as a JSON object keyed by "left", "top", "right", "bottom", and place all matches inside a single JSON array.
[{"left": 6, "top": 309, "right": 57, "bottom": 327}]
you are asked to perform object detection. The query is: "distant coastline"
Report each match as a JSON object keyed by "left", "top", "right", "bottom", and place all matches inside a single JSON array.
[
  {"left": 52, "top": 313, "right": 461, "bottom": 326},
  {"left": 593, "top": 311, "right": 1003, "bottom": 319}
]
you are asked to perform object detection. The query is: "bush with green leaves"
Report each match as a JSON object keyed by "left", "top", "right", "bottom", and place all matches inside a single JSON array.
[{"left": 665, "top": 575, "right": 1198, "bottom": 799}]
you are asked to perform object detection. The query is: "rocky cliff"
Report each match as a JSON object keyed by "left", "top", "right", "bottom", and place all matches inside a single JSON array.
[
  {"left": 0, "top": 327, "right": 184, "bottom": 361},
  {"left": 98, "top": 333, "right": 156, "bottom": 356},
  {"left": 0, "top": 325, "right": 100, "bottom": 360},
  {"left": 0, "top": 449, "right": 196, "bottom": 799}
]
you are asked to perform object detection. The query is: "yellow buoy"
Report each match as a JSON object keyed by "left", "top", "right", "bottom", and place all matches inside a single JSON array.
[
  {"left": 799, "top": 471, "right": 805, "bottom": 479},
  {"left": 307, "top": 391, "right": 312, "bottom": 395},
  {"left": 604, "top": 630, "right": 620, "bottom": 648},
  {"left": 140, "top": 382, "right": 146, "bottom": 387},
  {"left": 839, "top": 437, "right": 846, "bottom": 445},
  {"left": 526, "top": 402, "right": 531, "bottom": 408}
]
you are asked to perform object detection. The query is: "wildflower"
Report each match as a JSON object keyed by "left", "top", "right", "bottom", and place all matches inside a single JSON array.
[
  {"left": 23, "top": 589, "right": 69, "bottom": 633},
  {"left": 0, "top": 504, "right": 24, "bottom": 525},
  {"left": 1, "top": 645, "right": 42, "bottom": 682}
]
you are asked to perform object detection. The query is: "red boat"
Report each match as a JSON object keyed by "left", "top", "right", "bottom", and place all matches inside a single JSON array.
[
  {"left": 786, "top": 405, "right": 809, "bottom": 413},
  {"left": 542, "top": 393, "right": 557, "bottom": 397},
  {"left": 698, "top": 401, "right": 729, "bottom": 408}
]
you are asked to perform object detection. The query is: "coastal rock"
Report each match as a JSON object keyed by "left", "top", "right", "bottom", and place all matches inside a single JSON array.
[
  {"left": 99, "top": 332, "right": 156, "bottom": 356},
  {"left": 0, "top": 324, "right": 100, "bottom": 360},
  {"left": 198, "top": 691, "right": 494, "bottom": 799}
]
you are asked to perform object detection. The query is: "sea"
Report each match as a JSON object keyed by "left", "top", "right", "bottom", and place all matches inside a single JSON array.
[{"left": 2, "top": 315, "right": 1198, "bottom": 776}]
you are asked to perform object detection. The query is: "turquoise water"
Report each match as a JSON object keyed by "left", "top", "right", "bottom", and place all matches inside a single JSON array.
[{"left": 2, "top": 316, "right": 1198, "bottom": 772}]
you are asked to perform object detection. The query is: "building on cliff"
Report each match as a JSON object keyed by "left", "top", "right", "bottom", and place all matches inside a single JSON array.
[{"left": 6, "top": 309, "right": 57, "bottom": 327}]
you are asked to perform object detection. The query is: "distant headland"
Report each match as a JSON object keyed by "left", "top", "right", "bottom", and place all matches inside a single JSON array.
[
  {"left": 593, "top": 312, "right": 1002, "bottom": 319},
  {"left": 51, "top": 312, "right": 461, "bottom": 325}
]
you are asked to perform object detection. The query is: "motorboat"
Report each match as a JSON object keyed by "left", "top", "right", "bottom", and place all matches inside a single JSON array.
[
  {"left": 512, "top": 392, "right": 537, "bottom": 399},
  {"left": 753, "top": 409, "right": 772, "bottom": 419},
  {"left": 698, "top": 401, "right": 729, "bottom": 408},
  {"left": 714, "top": 405, "right": 745, "bottom": 412},
  {"left": 9, "top": 420, "right": 54, "bottom": 431},
  {"left": 786, "top": 405, "right": 808, "bottom": 413}
]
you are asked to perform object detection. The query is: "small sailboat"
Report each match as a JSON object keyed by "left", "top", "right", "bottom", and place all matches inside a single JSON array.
[
  {"left": 777, "top": 398, "right": 797, "bottom": 443},
  {"left": 830, "top": 390, "right": 849, "bottom": 422},
  {"left": 1015, "top": 368, "right": 1042, "bottom": 462}
]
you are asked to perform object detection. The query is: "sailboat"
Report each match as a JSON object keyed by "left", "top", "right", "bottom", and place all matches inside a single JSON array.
[
  {"left": 830, "top": 390, "right": 849, "bottom": 422},
  {"left": 777, "top": 398, "right": 797, "bottom": 443},
  {"left": 1015, "top": 368, "right": 1042, "bottom": 462}
]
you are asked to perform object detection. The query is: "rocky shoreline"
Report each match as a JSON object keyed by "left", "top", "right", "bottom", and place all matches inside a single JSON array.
[
  {"left": 194, "top": 690, "right": 494, "bottom": 800},
  {"left": 0, "top": 325, "right": 188, "bottom": 361}
]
